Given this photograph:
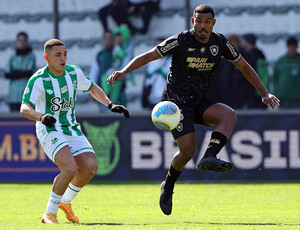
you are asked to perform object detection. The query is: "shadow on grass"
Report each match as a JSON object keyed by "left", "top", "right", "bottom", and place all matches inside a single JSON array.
[
  {"left": 79, "top": 221, "right": 300, "bottom": 227},
  {"left": 79, "top": 223, "right": 138, "bottom": 226},
  {"left": 204, "top": 222, "right": 300, "bottom": 226}
]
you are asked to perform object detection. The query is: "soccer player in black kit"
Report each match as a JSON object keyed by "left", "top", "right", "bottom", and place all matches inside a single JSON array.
[{"left": 107, "top": 5, "right": 280, "bottom": 215}]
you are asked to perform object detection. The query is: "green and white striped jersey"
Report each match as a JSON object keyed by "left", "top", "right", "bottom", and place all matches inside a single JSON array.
[{"left": 22, "top": 64, "right": 93, "bottom": 136}]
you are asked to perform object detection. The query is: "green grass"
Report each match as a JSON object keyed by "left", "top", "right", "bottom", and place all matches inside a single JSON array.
[{"left": 1, "top": 182, "right": 300, "bottom": 229}]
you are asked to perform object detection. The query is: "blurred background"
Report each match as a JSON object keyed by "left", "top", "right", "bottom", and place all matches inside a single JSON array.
[{"left": 1, "top": 0, "right": 300, "bottom": 182}]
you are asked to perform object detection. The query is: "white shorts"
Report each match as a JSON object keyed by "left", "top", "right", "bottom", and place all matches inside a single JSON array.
[{"left": 37, "top": 131, "right": 95, "bottom": 162}]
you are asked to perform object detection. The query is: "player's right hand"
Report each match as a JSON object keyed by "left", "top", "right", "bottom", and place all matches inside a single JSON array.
[
  {"left": 40, "top": 114, "right": 56, "bottom": 128},
  {"left": 107, "top": 71, "right": 126, "bottom": 86}
]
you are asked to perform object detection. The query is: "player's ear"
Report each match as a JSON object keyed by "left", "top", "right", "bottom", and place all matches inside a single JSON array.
[
  {"left": 213, "top": 19, "right": 216, "bottom": 26},
  {"left": 43, "top": 53, "right": 48, "bottom": 61}
]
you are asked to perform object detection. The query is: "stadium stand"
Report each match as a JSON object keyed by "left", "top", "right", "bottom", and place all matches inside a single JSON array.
[{"left": 1, "top": 0, "right": 300, "bottom": 113}]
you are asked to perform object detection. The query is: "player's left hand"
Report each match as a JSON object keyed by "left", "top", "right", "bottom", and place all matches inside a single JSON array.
[
  {"left": 108, "top": 103, "right": 130, "bottom": 118},
  {"left": 107, "top": 71, "right": 126, "bottom": 86},
  {"left": 262, "top": 93, "right": 280, "bottom": 109}
]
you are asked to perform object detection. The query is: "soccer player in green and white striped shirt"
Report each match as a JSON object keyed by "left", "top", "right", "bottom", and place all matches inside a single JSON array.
[{"left": 20, "top": 39, "right": 130, "bottom": 224}]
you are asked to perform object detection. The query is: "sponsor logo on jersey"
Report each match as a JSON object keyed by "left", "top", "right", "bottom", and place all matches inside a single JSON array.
[
  {"left": 200, "top": 47, "right": 206, "bottom": 53},
  {"left": 69, "top": 71, "right": 76, "bottom": 75},
  {"left": 188, "top": 47, "right": 196, "bottom": 52},
  {"left": 46, "top": 89, "right": 53, "bottom": 94},
  {"left": 226, "top": 41, "right": 238, "bottom": 57},
  {"left": 160, "top": 40, "right": 179, "bottom": 53},
  {"left": 61, "top": 86, "right": 68, "bottom": 94},
  {"left": 186, "top": 57, "right": 215, "bottom": 70},
  {"left": 210, "top": 45, "right": 219, "bottom": 56},
  {"left": 24, "top": 87, "right": 30, "bottom": 94},
  {"left": 50, "top": 97, "right": 74, "bottom": 112}
]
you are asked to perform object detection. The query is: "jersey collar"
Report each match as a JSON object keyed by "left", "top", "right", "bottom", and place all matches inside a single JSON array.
[{"left": 46, "top": 66, "right": 66, "bottom": 78}]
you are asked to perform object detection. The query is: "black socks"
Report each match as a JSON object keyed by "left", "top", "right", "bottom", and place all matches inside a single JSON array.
[
  {"left": 203, "top": 131, "right": 228, "bottom": 158},
  {"left": 164, "top": 165, "right": 182, "bottom": 191}
]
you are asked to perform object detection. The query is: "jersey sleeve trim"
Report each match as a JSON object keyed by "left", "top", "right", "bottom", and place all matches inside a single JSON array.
[
  {"left": 155, "top": 47, "right": 164, "bottom": 58},
  {"left": 228, "top": 54, "right": 242, "bottom": 63},
  {"left": 83, "top": 81, "right": 93, "bottom": 92},
  {"left": 22, "top": 99, "right": 35, "bottom": 108}
]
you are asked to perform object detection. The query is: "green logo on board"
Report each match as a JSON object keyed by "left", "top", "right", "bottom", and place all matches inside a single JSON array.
[{"left": 82, "top": 121, "right": 120, "bottom": 176}]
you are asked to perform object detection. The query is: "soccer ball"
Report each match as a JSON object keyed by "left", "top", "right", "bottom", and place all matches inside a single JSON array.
[{"left": 151, "top": 101, "right": 181, "bottom": 131}]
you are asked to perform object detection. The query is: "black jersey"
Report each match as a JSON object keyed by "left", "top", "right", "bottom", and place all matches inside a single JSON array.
[{"left": 155, "top": 30, "right": 241, "bottom": 104}]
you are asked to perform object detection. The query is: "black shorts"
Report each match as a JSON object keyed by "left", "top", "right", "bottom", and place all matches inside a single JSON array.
[{"left": 171, "top": 97, "right": 217, "bottom": 140}]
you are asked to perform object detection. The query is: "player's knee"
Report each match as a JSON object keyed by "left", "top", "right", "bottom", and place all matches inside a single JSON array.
[
  {"left": 62, "top": 165, "right": 77, "bottom": 180},
  {"left": 224, "top": 109, "right": 238, "bottom": 125},
  {"left": 230, "top": 110, "right": 238, "bottom": 125},
  {"left": 91, "top": 164, "right": 98, "bottom": 176},
  {"left": 89, "top": 160, "right": 98, "bottom": 177},
  {"left": 91, "top": 169, "right": 97, "bottom": 176}
]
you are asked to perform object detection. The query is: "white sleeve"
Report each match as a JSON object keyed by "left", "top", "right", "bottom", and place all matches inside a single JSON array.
[
  {"left": 75, "top": 67, "right": 93, "bottom": 92},
  {"left": 22, "top": 77, "right": 43, "bottom": 107}
]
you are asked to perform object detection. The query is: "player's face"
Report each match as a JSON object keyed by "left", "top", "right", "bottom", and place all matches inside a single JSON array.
[
  {"left": 45, "top": 45, "right": 67, "bottom": 76},
  {"left": 191, "top": 12, "right": 216, "bottom": 42}
]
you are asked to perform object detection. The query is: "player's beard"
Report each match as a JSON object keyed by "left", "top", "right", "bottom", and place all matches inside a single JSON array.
[
  {"left": 199, "top": 29, "right": 208, "bottom": 36},
  {"left": 196, "top": 30, "right": 209, "bottom": 41}
]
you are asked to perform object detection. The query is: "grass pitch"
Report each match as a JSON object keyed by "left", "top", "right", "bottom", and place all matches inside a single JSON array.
[{"left": 1, "top": 182, "right": 300, "bottom": 229}]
